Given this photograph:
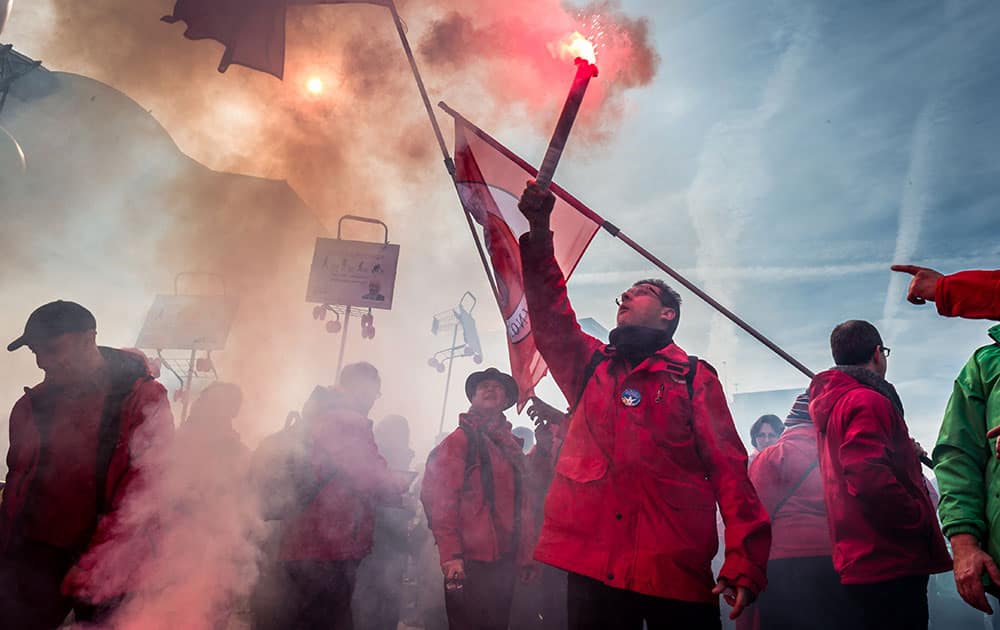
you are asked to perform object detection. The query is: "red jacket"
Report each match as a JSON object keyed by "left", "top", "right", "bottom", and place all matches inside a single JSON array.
[
  {"left": 0, "top": 348, "right": 173, "bottom": 593},
  {"left": 421, "top": 413, "right": 535, "bottom": 566},
  {"left": 278, "top": 388, "right": 403, "bottom": 562},
  {"left": 520, "top": 233, "right": 771, "bottom": 603},
  {"left": 809, "top": 368, "right": 951, "bottom": 584},
  {"left": 748, "top": 424, "right": 829, "bottom": 560},
  {"left": 936, "top": 269, "right": 1000, "bottom": 320}
]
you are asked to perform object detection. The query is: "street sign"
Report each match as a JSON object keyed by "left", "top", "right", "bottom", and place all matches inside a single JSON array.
[
  {"left": 136, "top": 294, "right": 239, "bottom": 351},
  {"left": 305, "top": 237, "right": 400, "bottom": 310}
]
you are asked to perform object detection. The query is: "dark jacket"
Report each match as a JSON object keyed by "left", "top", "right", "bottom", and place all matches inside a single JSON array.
[
  {"left": 278, "top": 387, "right": 403, "bottom": 562},
  {"left": 519, "top": 231, "right": 771, "bottom": 603},
  {"left": 0, "top": 347, "right": 173, "bottom": 594},
  {"left": 809, "top": 368, "right": 951, "bottom": 584}
]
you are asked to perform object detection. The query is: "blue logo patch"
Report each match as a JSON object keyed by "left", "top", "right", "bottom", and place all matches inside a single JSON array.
[{"left": 621, "top": 388, "right": 642, "bottom": 407}]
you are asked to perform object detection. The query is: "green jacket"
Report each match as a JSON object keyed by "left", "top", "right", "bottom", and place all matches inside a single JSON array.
[{"left": 934, "top": 324, "right": 1000, "bottom": 559}]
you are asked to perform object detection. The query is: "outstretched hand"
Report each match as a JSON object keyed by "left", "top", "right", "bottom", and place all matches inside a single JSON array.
[
  {"left": 518, "top": 181, "right": 556, "bottom": 230},
  {"left": 891, "top": 265, "right": 943, "bottom": 305}
]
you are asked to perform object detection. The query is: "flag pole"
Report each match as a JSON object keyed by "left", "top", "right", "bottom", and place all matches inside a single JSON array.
[
  {"left": 438, "top": 102, "right": 816, "bottom": 381},
  {"left": 386, "top": 1, "right": 501, "bottom": 306}
]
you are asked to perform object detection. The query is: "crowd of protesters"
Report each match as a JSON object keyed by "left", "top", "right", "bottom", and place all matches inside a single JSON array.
[{"left": 0, "top": 185, "right": 997, "bottom": 630}]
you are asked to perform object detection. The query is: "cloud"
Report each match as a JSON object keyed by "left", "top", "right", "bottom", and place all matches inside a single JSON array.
[
  {"left": 881, "top": 99, "right": 937, "bottom": 342},
  {"left": 685, "top": 3, "right": 816, "bottom": 365}
]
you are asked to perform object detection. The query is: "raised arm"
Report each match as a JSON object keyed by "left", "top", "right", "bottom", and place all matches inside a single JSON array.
[
  {"left": 518, "top": 183, "right": 602, "bottom": 404},
  {"left": 936, "top": 270, "right": 1000, "bottom": 320}
]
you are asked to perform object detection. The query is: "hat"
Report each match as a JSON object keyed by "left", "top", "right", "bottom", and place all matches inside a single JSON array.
[
  {"left": 784, "top": 392, "right": 811, "bottom": 427},
  {"left": 7, "top": 301, "right": 97, "bottom": 352},
  {"left": 465, "top": 367, "right": 519, "bottom": 410}
]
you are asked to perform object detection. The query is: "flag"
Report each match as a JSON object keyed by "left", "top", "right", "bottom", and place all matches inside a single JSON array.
[
  {"left": 446, "top": 106, "right": 601, "bottom": 409},
  {"left": 163, "top": 0, "right": 393, "bottom": 79}
]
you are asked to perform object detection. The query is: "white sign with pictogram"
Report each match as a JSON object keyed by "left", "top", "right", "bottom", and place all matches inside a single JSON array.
[{"left": 305, "top": 238, "right": 400, "bottom": 310}]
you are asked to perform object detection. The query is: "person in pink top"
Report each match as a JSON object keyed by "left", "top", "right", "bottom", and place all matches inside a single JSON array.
[{"left": 749, "top": 393, "right": 856, "bottom": 629}]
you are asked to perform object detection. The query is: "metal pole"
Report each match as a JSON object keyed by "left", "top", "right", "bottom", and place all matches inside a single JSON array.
[
  {"left": 180, "top": 348, "right": 196, "bottom": 422},
  {"left": 437, "top": 323, "right": 461, "bottom": 435},
  {"left": 437, "top": 104, "right": 816, "bottom": 380},
  {"left": 335, "top": 305, "right": 352, "bottom": 380},
  {"left": 611, "top": 230, "right": 815, "bottom": 379},
  {"left": 387, "top": 1, "right": 502, "bottom": 307}
]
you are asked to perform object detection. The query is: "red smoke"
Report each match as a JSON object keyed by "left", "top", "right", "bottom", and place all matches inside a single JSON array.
[{"left": 418, "top": 0, "right": 659, "bottom": 138}]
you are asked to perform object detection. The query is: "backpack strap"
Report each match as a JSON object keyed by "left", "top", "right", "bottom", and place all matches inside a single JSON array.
[
  {"left": 686, "top": 355, "right": 699, "bottom": 400},
  {"left": 458, "top": 424, "right": 495, "bottom": 509},
  {"left": 568, "top": 349, "right": 609, "bottom": 415},
  {"left": 770, "top": 460, "right": 819, "bottom": 518},
  {"left": 95, "top": 348, "right": 152, "bottom": 516}
]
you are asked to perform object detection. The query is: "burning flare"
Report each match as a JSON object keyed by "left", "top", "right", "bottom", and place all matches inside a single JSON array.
[{"left": 548, "top": 31, "right": 597, "bottom": 65}]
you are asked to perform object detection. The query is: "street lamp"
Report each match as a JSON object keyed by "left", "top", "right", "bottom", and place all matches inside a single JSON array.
[{"left": 429, "top": 292, "right": 481, "bottom": 434}]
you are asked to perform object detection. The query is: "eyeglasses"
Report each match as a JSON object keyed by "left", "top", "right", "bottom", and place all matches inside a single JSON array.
[
  {"left": 616, "top": 284, "right": 662, "bottom": 306},
  {"left": 880, "top": 346, "right": 891, "bottom": 358}
]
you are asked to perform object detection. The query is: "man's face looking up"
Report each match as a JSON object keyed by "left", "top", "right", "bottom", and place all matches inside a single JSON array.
[{"left": 616, "top": 283, "right": 676, "bottom": 330}]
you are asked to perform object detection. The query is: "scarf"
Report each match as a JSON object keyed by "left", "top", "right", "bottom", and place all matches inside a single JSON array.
[
  {"left": 459, "top": 412, "right": 525, "bottom": 470},
  {"left": 833, "top": 365, "right": 905, "bottom": 418},
  {"left": 608, "top": 325, "right": 673, "bottom": 366}
]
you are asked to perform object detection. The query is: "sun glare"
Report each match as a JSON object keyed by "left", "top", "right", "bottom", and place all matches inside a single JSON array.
[{"left": 305, "top": 77, "right": 324, "bottom": 95}]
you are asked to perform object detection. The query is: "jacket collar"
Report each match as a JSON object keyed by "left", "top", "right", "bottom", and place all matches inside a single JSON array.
[{"left": 605, "top": 341, "right": 691, "bottom": 376}]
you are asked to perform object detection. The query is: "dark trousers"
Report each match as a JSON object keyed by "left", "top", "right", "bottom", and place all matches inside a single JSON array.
[
  {"left": 510, "top": 564, "right": 568, "bottom": 629},
  {"left": 353, "top": 549, "right": 407, "bottom": 630},
  {"left": 567, "top": 572, "right": 721, "bottom": 630},
  {"left": 253, "top": 559, "right": 359, "bottom": 630},
  {"left": 757, "top": 556, "right": 858, "bottom": 630},
  {"left": 0, "top": 541, "right": 113, "bottom": 630},
  {"left": 445, "top": 558, "right": 517, "bottom": 630},
  {"left": 844, "top": 575, "right": 929, "bottom": 630}
]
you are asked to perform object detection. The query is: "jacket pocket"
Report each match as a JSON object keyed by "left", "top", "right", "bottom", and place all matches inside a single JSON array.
[{"left": 554, "top": 451, "right": 609, "bottom": 483}]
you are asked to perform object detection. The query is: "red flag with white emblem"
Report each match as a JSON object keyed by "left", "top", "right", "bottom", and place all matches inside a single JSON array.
[{"left": 447, "top": 107, "right": 600, "bottom": 409}]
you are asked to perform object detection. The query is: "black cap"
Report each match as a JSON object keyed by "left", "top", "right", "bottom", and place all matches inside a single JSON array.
[
  {"left": 465, "top": 367, "right": 519, "bottom": 410},
  {"left": 7, "top": 301, "right": 97, "bottom": 352}
]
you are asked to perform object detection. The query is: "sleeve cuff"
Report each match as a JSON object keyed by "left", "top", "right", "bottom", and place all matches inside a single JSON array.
[
  {"left": 518, "top": 230, "right": 555, "bottom": 260},
  {"left": 433, "top": 534, "right": 463, "bottom": 564},
  {"left": 719, "top": 558, "right": 767, "bottom": 595},
  {"left": 934, "top": 276, "right": 954, "bottom": 317},
  {"left": 942, "top": 522, "right": 985, "bottom": 541}
]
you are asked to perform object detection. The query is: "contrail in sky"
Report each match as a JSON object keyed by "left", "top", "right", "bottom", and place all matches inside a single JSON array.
[
  {"left": 882, "top": 100, "right": 936, "bottom": 342},
  {"left": 686, "top": 3, "right": 815, "bottom": 364}
]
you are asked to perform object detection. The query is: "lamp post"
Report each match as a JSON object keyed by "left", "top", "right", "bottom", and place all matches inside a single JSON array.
[{"left": 429, "top": 292, "right": 482, "bottom": 435}]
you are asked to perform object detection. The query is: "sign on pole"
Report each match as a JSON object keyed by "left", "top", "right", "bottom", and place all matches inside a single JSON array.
[
  {"left": 305, "top": 237, "right": 400, "bottom": 310},
  {"left": 136, "top": 294, "right": 239, "bottom": 351}
]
